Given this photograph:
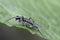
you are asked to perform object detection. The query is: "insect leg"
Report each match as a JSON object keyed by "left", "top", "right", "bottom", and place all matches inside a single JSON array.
[
  {"left": 29, "top": 17, "right": 35, "bottom": 23},
  {"left": 20, "top": 21, "right": 25, "bottom": 26}
]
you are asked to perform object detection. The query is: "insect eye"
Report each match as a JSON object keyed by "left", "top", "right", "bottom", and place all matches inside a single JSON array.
[
  {"left": 16, "top": 16, "right": 19, "bottom": 18},
  {"left": 15, "top": 16, "right": 20, "bottom": 20}
]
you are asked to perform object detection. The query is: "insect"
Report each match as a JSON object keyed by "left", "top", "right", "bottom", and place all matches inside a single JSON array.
[{"left": 6, "top": 16, "right": 40, "bottom": 31}]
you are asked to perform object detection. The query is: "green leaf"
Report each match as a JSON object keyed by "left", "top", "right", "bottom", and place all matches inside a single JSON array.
[{"left": 0, "top": 0, "right": 60, "bottom": 40}]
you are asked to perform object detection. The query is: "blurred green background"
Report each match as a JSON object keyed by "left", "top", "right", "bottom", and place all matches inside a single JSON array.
[{"left": 0, "top": 0, "right": 60, "bottom": 40}]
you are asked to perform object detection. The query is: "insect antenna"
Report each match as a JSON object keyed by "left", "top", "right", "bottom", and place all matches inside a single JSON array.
[{"left": 6, "top": 17, "right": 16, "bottom": 22}]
